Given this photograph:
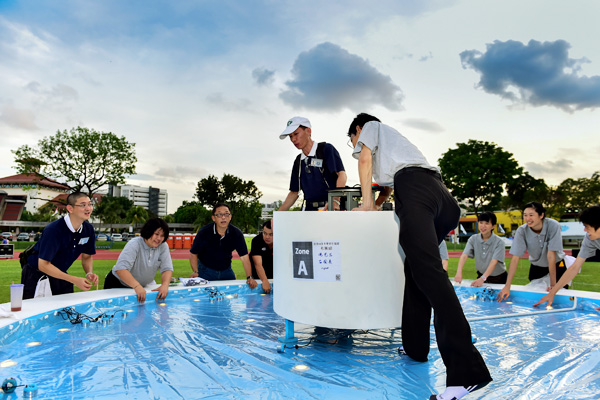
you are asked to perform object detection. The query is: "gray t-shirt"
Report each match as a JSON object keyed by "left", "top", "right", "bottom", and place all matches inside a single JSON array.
[
  {"left": 439, "top": 241, "right": 449, "bottom": 260},
  {"left": 578, "top": 235, "right": 600, "bottom": 259},
  {"left": 112, "top": 236, "right": 173, "bottom": 287},
  {"left": 463, "top": 233, "right": 506, "bottom": 276},
  {"left": 509, "top": 218, "right": 565, "bottom": 267},
  {"left": 352, "top": 121, "right": 438, "bottom": 186}
]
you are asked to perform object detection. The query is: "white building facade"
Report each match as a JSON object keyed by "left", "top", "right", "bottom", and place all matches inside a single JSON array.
[{"left": 109, "top": 184, "right": 168, "bottom": 217}]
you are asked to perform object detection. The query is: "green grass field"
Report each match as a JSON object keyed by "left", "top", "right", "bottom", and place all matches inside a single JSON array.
[{"left": 2, "top": 253, "right": 599, "bottom": 304}]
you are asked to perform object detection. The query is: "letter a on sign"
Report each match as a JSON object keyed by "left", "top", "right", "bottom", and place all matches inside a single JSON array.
[
  {"left": 293, "top": 241, "right": 314, "bottom": 279},
  {"left": 297, "top": 261, "right": 308, "bottom": 276}
]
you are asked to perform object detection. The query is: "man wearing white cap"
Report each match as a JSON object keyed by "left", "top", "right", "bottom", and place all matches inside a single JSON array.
[{"left": 279, "top": 116, "right": 347, "bottom": 211}]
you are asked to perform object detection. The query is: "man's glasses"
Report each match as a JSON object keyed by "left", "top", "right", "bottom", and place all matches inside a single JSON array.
[
  {"left": 214, "top": 213, "right": 231, "bottom": 218},
  {"left": 347, "top": 135, "right": 355, "bottom": 149},
  {"left": 73, "top": 203, "right": 94, "bottom": 209}
]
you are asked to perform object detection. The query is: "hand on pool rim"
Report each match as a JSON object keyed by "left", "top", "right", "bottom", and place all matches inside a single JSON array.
[
  {"left": 134, "top": 285, "right": 147, "bottom": 302},
  {"left": 152, "top": 284, "right": 169, "bottom": 301},
  {"left": 246, "top": 277, "right": 258, "bottom": 289},
  {"left": 261, "top": 280, "right": 271, "bottom": 294}
]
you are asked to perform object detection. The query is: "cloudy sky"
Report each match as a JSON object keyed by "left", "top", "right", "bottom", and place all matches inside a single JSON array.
[{"left": 1, "top": 0, "right": 599, "bottom": 213}]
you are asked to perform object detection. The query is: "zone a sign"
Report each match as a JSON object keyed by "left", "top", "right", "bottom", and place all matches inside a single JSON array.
[{"left": 292, "top": 241, "right": 341, "bottom": 282}]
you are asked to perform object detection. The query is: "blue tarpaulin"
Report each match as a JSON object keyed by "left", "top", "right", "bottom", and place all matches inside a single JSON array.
[{"left": 0, "top": 285, "right": 599, "bottom": 399}]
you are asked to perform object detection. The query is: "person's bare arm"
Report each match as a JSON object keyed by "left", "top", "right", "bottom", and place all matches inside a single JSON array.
[
  {"left": 354, "top": 146, "right": 377, "bottom": 211},
  {"left": 189, "top": 253, "right": 199, "bottom": 278},
  {"left": 240, "top": 254, "right": 258, "bottom": 289},
  {"left": 252, "top": 255, "right": 271, "bottom": 293},
  {"left": 454, "top": 253, "right": 469, "bottom": 283},
  {"left": 375, "top": 186, "right": 393, "bottom": 208},
  {"left": 534, "top": 256, "right": 585, "bottom": 307},
  {"left": 278, "top": 191, "right": 300, "bottom": 211},
  {"left": 547, "top": 250, "right": 557, "bottom": 289},
  {"left": 81, "top": 253, "right": 98, "bottom": 285},
  {"left": 115, "top": 269, "right": 148, "bottom": 302},
  {"left": 471, "top": 259, "right": 499, "bottom": 287},
  {"left": 39, "top": 258, "right": 92, "bottom": 291}
]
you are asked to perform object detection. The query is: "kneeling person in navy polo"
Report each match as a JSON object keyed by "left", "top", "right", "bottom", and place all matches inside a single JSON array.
[
  {"left": 249, "top": 220, "right": 273, "bottom": 294},
  {"left": 21, "top": 192, "right": 98, "bottom": 299},
  {"left": 189, "top": 203, "right": 258, "bottom": 289}
]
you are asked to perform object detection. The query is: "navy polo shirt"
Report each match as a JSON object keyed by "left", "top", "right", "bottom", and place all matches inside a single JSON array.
[
  {"left": 249, "top": 233, "right": 273, "bottom": 279},
  {"left": 190, "top": 223, "right": 248, "bottom": 271},
  {"left": 289, "top": 142, "right": 345, "bottom": 203},
  {"left": 27, "top": 217, "right": 96, "bottom": 272}
]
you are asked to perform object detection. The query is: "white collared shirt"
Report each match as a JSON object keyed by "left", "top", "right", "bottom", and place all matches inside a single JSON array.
[
  {"left": 63, "top": 214, "right": 83, "bottom": 234},
  {"left": 300, "top": 141, "right": 317, "bottom": 161}
]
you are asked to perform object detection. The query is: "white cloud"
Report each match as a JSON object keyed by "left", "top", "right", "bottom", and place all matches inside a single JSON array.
[{"left": 280, "top": 42, "right": 404, "bottom": 112}]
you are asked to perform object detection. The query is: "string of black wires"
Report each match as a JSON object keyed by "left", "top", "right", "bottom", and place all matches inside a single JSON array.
[
  {"left": 57, "top": 307, "right": 127, "bottom": 324},
  {"left": 204, "top": 287, "right": 225, "bottom": 300},
  {"left": 479, "top": 287, "right": 497, "bottom": 301}
]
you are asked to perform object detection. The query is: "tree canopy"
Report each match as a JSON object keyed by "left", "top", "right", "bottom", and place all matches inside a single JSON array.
[
  {"left": 173, "top": 201, "right": 212, "bottom": 228},
  {"left": 126, "top": 205, "right": 150, "bottom": 227},
  {"left": 93, "top": 195, "right": 134, "bottom": 230},
  {"left": 502, "top": 171, "right": 550, "bottom": 211},
  {"left": 556, "top": 172, "right": 600, "bottom": 212},
  {"left": 12, "top": 126, "right": 137, "bottom": 196},
  {"left": 439, "top": 139, "right": 522, "bottom": 214}
]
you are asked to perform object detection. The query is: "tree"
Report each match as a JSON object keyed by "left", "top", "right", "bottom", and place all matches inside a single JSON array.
[
  {"left": 20, "top": 208, "right": 58, "bottom": 222},
  {"left": 94, "top": 195, "right": 133, "bottom": 232},
  {"left": 126, "top": 205, "right": 149, "bottom": 228},
  {"left": 12, "top": 127, "right": 137, "bottom": 197},
  {"left": 194, "top": 174, "right": 263, "bottom": 232},
  {"left": 173, "top": 201, "right": 212, "bottom": 228},
  {"left": 438, "top": 139, "right": 522, "bottom": 214},
  {"left": 503, "top": 172, "right": 550, "bottom": 211},
  {"left": 556, "top": 172, "right": 600, "bottom": 212}
]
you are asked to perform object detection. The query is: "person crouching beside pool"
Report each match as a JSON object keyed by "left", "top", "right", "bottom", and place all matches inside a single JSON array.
[
  {"left": 454, "top": 211, "right": 507, "bottom": 287},
  {"left": 497, "top": 201, "right": 566, "bottom": 302},
  {"left": 104, "top": 218, "right": 173, "bottom": 303},
  {"left": 189, "top": 203, "right": 258, "bottom": 290},
  {"left": 534, "top": 205, "right": 600, "bottom": 308}
]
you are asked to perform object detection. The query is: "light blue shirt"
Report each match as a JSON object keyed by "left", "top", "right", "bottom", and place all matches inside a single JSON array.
[{"left": 352, "top": 121, "right": 437, "bottom": 187}]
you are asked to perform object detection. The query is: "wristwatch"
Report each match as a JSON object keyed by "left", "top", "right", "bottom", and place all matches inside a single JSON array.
[{"left": 246, "top": 276, "right": 252, "bottom": 281}]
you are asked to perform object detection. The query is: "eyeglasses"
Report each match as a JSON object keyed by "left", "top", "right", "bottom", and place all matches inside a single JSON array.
[
  {"left": 347, "top": 135, "right": 355, "bottom": 149},
  {"left": 73, "top": 203, "right": 94, "bottom": 209},
  {"left": 214, "top": 213, "right": 231, "bottom": 218}
]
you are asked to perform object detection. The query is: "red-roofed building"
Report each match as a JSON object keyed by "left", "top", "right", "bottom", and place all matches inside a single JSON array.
[{"left": 0, "top": 173, "right": 70, "bottom": 220}]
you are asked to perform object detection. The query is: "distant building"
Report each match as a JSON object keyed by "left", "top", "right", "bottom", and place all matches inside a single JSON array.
[
  {"left": 261, "top": 202, "right": 279, "bottom": 220},
  {"left": 109, "top": 184, "right": 168, "bottom": 217},
  {"left": 0, "top": 173, "right": 70, "bottom": 220}
]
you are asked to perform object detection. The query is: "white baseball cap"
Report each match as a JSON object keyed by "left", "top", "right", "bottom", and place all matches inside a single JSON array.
[{"left": 279, "top": 116, "right": 311, "bottom": 139}]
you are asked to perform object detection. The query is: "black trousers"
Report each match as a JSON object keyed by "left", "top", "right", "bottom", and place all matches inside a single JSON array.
[
  {"left": 477, "top": 271, "right": 508, "bottom": 284},
  {"left": 529, "top": 261, "right": 568, "bottom": 288},
  {"left": 21, "top": 263, "right": 74, "bottom": 300},
  {"left": 394, "top": 168, "right": 492, "bottom": 386},
  {"left": 104, "top": 271, "right": 128, "bottom": 289}
]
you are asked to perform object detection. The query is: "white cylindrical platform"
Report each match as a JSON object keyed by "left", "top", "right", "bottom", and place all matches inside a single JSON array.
[{"left": 273, "top": 211, "right": 405, "bottom": 330}]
